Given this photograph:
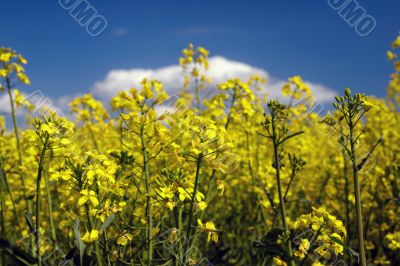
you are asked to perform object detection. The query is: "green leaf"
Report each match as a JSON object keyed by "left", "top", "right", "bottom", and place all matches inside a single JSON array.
[
  {"left": 0, "top": 238, "right": 37, "bottom": 265},
  {"left": 264, "top": 227, "right": 285, "bottom": 242},
  {"left": 73, "top": 220, "right": 86, "bottom": 266},
  {"left": 0, "top": 168, "right": 9, "bottom": 193},
  {"left": 99, "top": 214, "right": 115, "bottom": 233},
  {"left": 253, "top": 228, "right": 290, "bottom": 260},
  {"left": 24, "top": 212, "right": 35, "bottom": 233},
  {"left": 356, "top": 137, "right": 382, "bottom": 171},
  {"left": 253, "top": 239, "right": 287, "bottom": 256},
  {"left": 328, "top": 235, "right": 359, "bottom": 263}
]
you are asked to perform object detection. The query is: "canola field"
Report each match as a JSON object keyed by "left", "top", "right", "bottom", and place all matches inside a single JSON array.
[{"left": 0, "top": 35, "right": 400, "bottom": 266}]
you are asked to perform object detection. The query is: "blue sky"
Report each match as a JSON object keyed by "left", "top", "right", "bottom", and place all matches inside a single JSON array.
[{"left": 2, "top": 0, "right": 400, "bottom": 103}]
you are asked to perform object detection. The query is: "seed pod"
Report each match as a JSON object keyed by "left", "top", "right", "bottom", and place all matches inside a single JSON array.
[
  {"left": 345, "top": 88, "right": 351, "bottom": 97},
  {"left": 333, "top": 102, "right": 339, "bottom": 109}
]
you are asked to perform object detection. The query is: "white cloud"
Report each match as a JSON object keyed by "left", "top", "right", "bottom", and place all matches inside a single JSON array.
[
  {"left": 92, "top": 56, "right": 337, "bottom": 104},
  {"left": 0, "top": 93, "right": 11, "bottom": 113},
  {"left": 0, "top": 56, "right": 337, "bottom": 120},
  {"left": 0, "top": 90, "right": 73, "bottom": 117}
]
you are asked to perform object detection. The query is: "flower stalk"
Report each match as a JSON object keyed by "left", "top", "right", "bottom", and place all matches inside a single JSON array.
[
  {"left": 186, "top": 152, "right": 203, "bottom": 259},
  {"left": 349, "top": 114, "right": 366, "bottom": 266},
  {"left": 271, "top": 113, "right": 295, "bottom": 266},
  {"left": 35, "top": 134, "right": 49, "bottom": 266},
  {"left": 261, "top": 100, "right": 304, "bottom": 266},
  {"left": 140, "top": 123, "right": 152, "bottom": 266},
  {"left": 323, "top": 88, "right": 383, "bottom": 266}
]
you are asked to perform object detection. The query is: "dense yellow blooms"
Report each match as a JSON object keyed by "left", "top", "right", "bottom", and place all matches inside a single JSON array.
[
  {"left": 386, "top": 232, "right": 400, "bottom": 250},
  {"left": 0, "top": 47, "right": 30, "bottom": 86},
  {"left": 81, "top": 229, "right": 100, "bottom": 243},
  {"left": 197, "top": 219, "right": 218, "bottom": 243},
  {"left": 0, "top": 35, "right": 400, "bottom": 265}
]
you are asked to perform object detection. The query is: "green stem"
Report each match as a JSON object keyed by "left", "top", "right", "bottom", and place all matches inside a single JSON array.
[
  {"left": 0, "top": 159, "right": 22, "bottom": 237},
  {"left": 178, "top": 207, "right": 183, "bottom": 263},
  {"left": 1, "top": 187, "right": 6, "bottom": 266},
  {"left": 6, "top": 78, "right": 25, "bottom": 188},
  {"left": 44, "top": 173, "right": 57, "bottom": 247},
  {"left": 35, "top": 135, "right": 49, "bottom": 266},
  {"left": 173, "top": 206, "right": 184, "bottom": 264},
  {"left": 341, "top": 122, "right": 351, "bottom": 237},
  {"left": 28, "top": 200, "right": 35, "bottom": 257},
  {"left": 271, "top": 118, "right": 294, "bottom": 266},
  {"left": 6, "top": 76, "right": 32, "bottom": 247},
  {"left": 225, "top": 89, "right": 236, "bottom": 131},
  {"left": 8, "top": 190, "right": 21, "bottom": 236},
  {"left": 103, "top": 231, "right": 111, "bottom": 266},
  {"left": 246, "top": 127, "right": 268, "bottom": 228},
  {"left": 186, "top": 153, "right": 203, "bottom": 260},
  {"left": 140, "top": 124, "right": 152, "bottom": 266},
  {"left": 349, "top": 119, "right": 367, "bottom": 266},
  {"left": 189, "top": 89, "right": 237, "bottom": 254},
  {"left": 341, "top": 126, "right": 351, "bottom": 265},
  {"left": 84, "top": 204, "right": 103, "bottom": 266}
]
